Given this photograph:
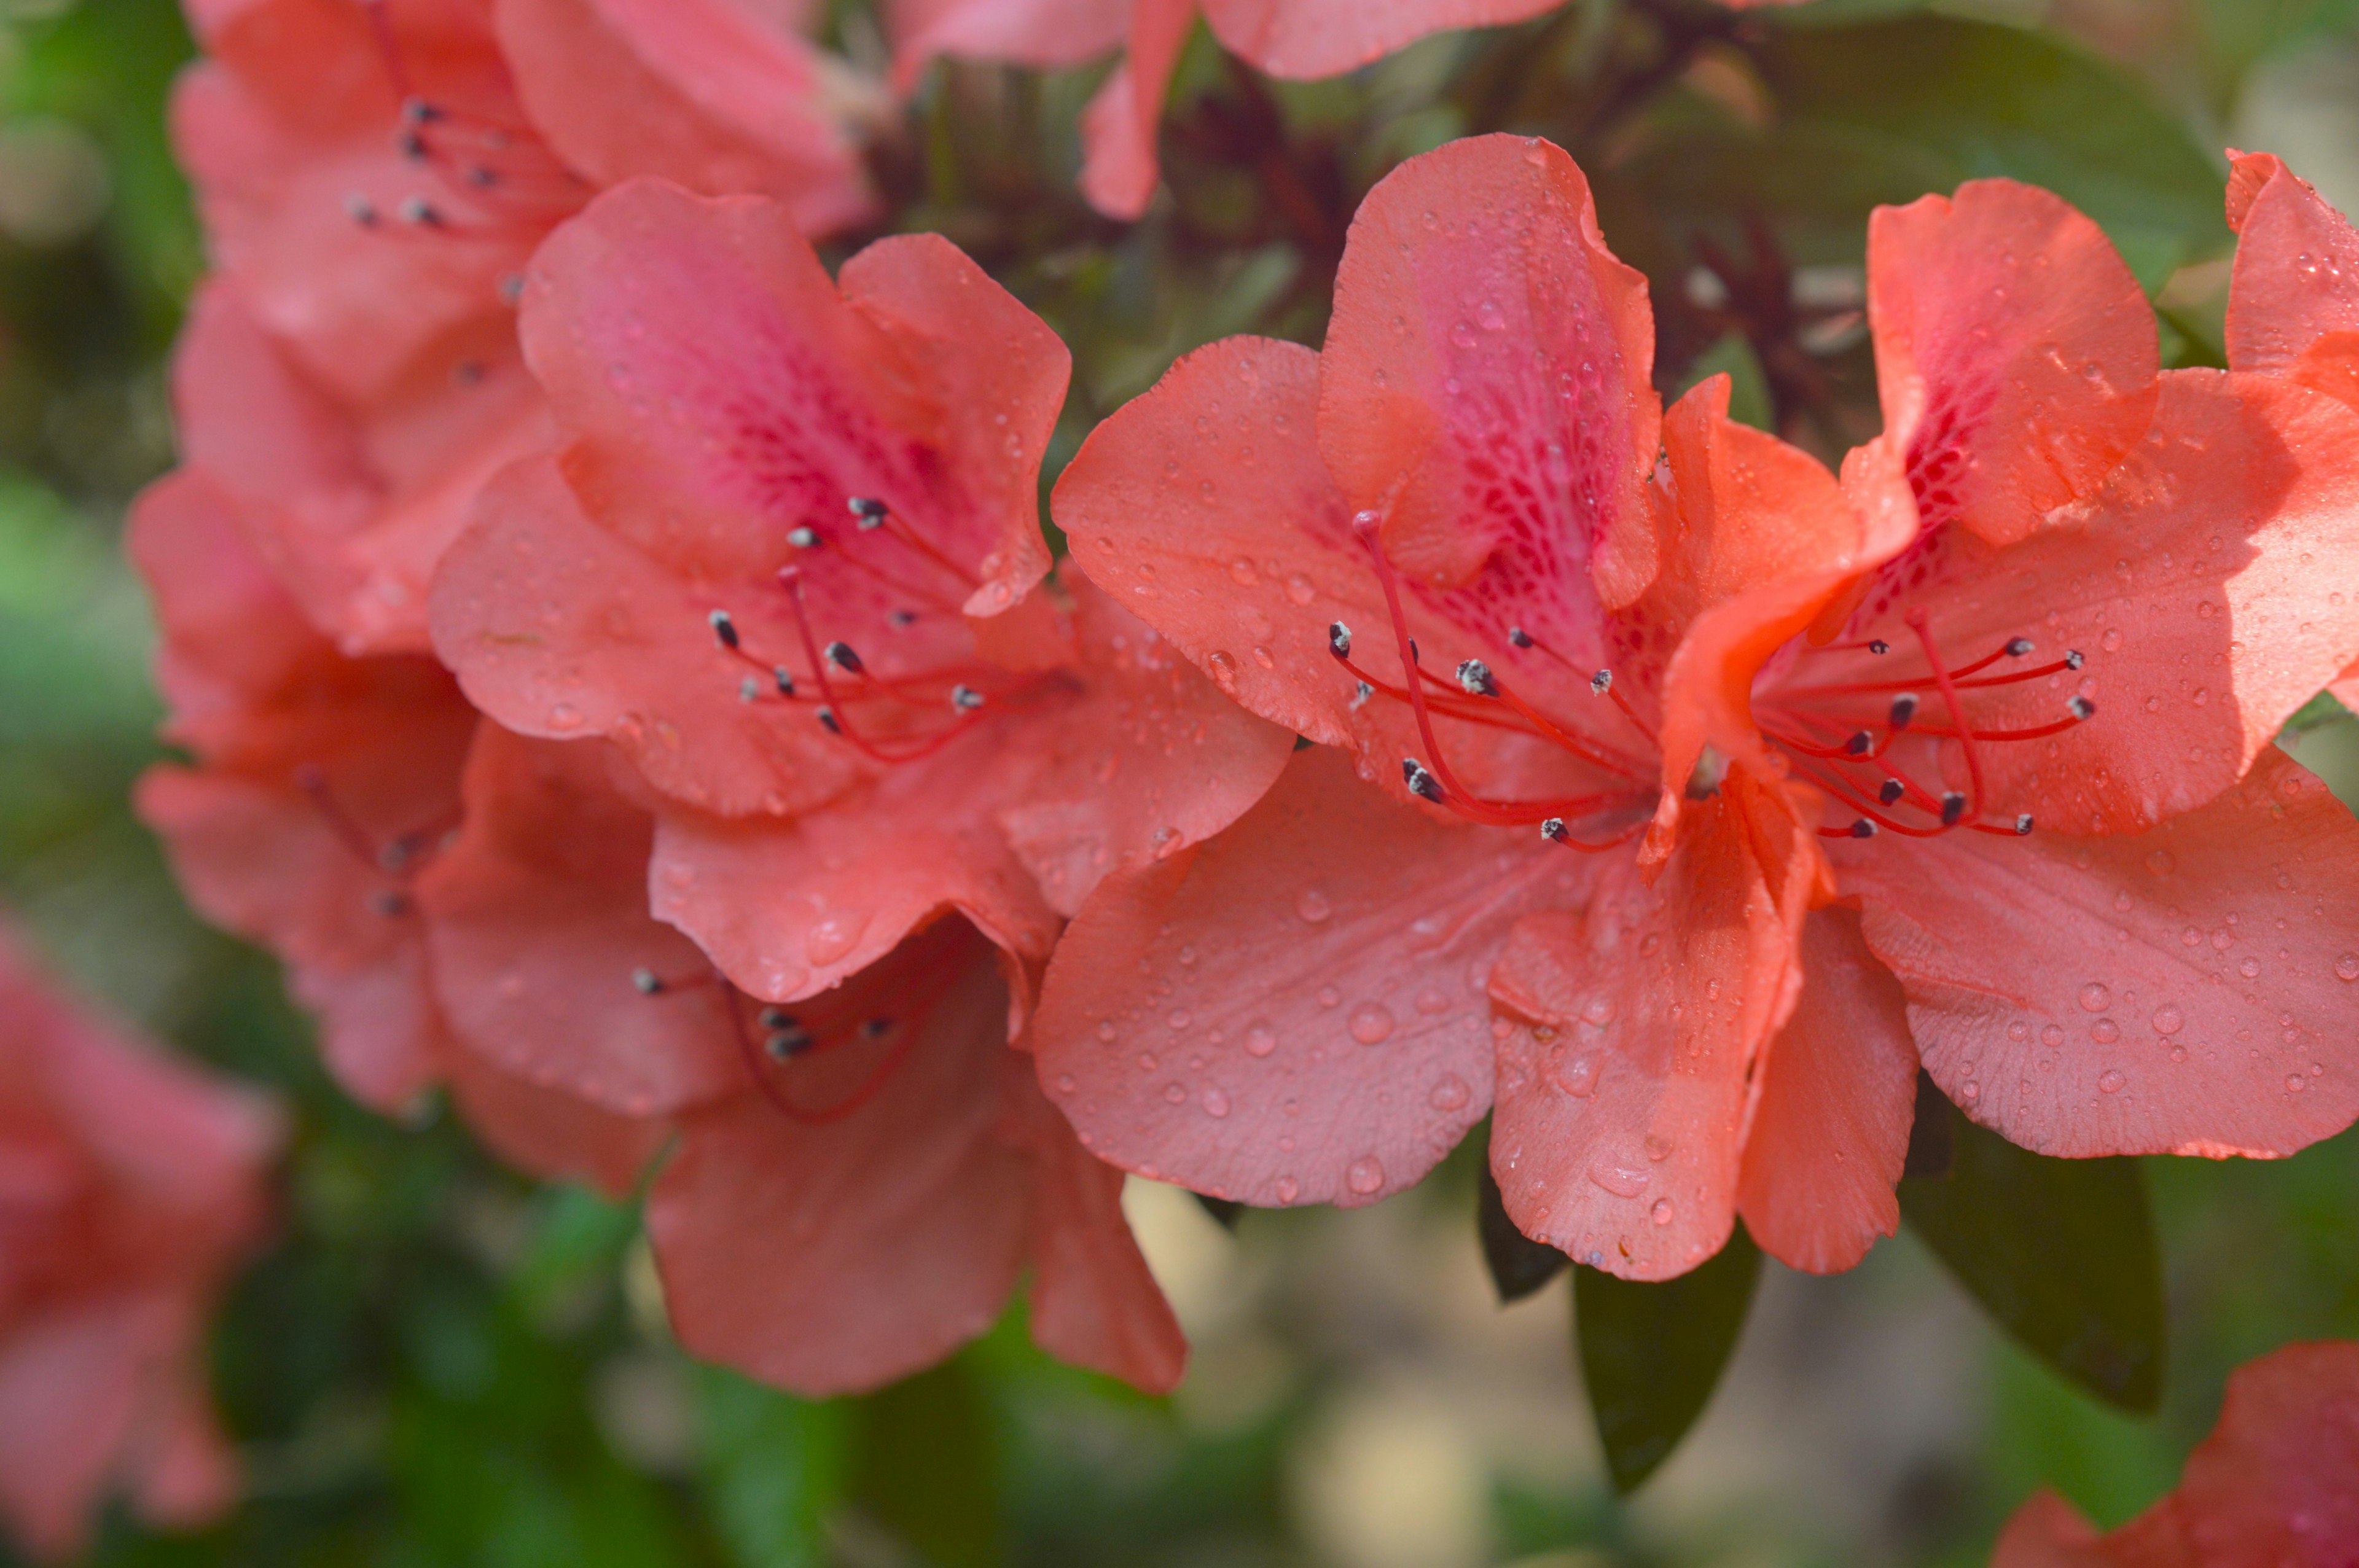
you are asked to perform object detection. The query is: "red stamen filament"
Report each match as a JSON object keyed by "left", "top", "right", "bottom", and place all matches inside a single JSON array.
[{"left": 1351, "top": 518, "right": 1645, "bottom": 829}]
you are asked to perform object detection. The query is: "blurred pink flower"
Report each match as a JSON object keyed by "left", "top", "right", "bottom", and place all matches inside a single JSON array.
[{"left": 0, "top": 926, "right": 281, "bottom": 1562}]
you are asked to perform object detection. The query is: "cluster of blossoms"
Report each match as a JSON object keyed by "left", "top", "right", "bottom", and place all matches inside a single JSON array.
[
  {"left": 135, "top": 0, "right": 2359, "bottom": 1464},
  {"left": 0, "top": 929, "right": 280, "bottom": 1560}
]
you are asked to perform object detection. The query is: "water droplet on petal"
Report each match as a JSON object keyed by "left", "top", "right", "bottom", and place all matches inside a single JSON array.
[
  {"left": 2151, "top": 1004, "right": 2185, "bottom": 1036},
  {"left": 1276, "top": 1175, "right": 1301, "bottom": 1203},
  {"left": 2336, "top": 953, "right": 2359, "bottom": 981},
  {"left": 2091, "top": 1019, "right": 2119, "bottom": 1044},
  {"left": 548, "top": 703, "right": 583, "bottom": 731},
  {"left": 1245, "top": 1023, "right": 1278, "bottom": 1058},
  {"left": 1348, "top": 1002, "right": 1396, "bottom": 1045},
  {"left": 1346, "top": 1156, "right": 1385, "bottom": 1195},
  {"left": 1428, "top": 1074, "right": 1471, "bottom": 1111},
  {"left": 1586, "top": 1161, "right": 1649, "bottom": 1198},
  {"left": 2098, "top": 1069, "right": 2127, "bottom": 1094},
  {"left": 806, "top": 910, "right": 871, "bottom": 965},
  {"left": 2078, "top": 982, "right": 2112, "bottom": 1012},
  {"left": 1649, "top": 1198, "right": 1675, "bottom": 1226},
  {"left": 1295, "top": 888, "right": 1332, "bottom": 923},
  {"left": 1200, "top": 1086, "right": 1230, "bottom": 1118}
]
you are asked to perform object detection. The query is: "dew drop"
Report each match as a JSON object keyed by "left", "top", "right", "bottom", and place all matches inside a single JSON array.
[
  {"left": 548, "top": 703, "right": 584, "bottom": 731},
  {"left": 1296, "top": 888, "right": 1333, "bottom": 924},
  {"left": 2041, "top": 1024, "right": 2065, "bottom": 1047},
  {"left": 1201, "top": 1086, "right": 1230, "bottom": 1118},
  {"left": 2091, "top": 1019, "right": 2120, "bottom": 1044},
  {"left": 1276, "top": 1176, "right": 1300, "bottom": 1203},
  {"left": 2098, "top": 1069, "right": 2127, "bottom": 1094},
  {"left": 1316, "top": 985, "right": 1340, "bottom": 1008},
  {"left": 2078, "top": 982, "right": 2112, "bottom": 1012},
  {"left": 1428, "top": 1074, "right": 1471, "bottom": 1112},
  {"left": 1162, "top": 1082, "right": 1186, "bottom": 1104},
  {"left": 1245, "top": 1023, "right": 1278, "bottom": 1058},
  {"left": 1961, "top": 1080, "right": 1981, "bottom": 1101},
  {"left": 806, "top": 910, "right": 871, "bottom": 965},
  {"left": 2151, "top": 1004, "right": 2186, "bottom": 1036},
  {"left": 2145, "top": 849, "right": 2177, "bottom": 876},
  {"left": 1586, "top": 1162, "right": 1650, "bottom": 1198},
  {"left": 2336, "top": 953, "right": 2359, "bottom": 981},
  {"left": 1346, "top": 1156, "right": 1386, "bottom": 1195},
  {"left": 1348, "top": 1002, "right": 1397, "bottom": 1045},
  {"left": 1554, "top": 1050, "right": 1601, "bottom": 1098}
]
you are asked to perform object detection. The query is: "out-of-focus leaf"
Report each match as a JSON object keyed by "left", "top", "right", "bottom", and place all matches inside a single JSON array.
[
  {"left": 1480, "top": 1164, "right": 1568, "bottom": 1304},
  {"left": 1679, "top": 331, "right": 1775, "bottom": 431},
  {"left": 846, "top": 1359, "right": 999, "bottom": 1568},
  {"left": 694, "top": 1367, "right": 843, "bottom": 1568},
  {"left": 1901, "top": 1094, "right": 2165, "bottom": 1413},
  {"left": 1625, "top": 18, "right": 2231, "bottom": 287},
  {"left": 1574, "top": 1225, "right": 1762, "bottom": 1492}
]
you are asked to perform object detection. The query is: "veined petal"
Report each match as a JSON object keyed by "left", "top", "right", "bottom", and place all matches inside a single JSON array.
[
  {"left": 1845, "top": 747, "right": 2359, "bottom": 1160},
  {"left": 2225, "top": 150, "right": 2359, "bottom": 384},
  {"left": 1489, "top": 766, "right": 1820, "bottom": 1280},
  {"left": 444, "top": 1045, "right": 667, "bottom": 1199},
  {"left": 886, "top": 0, "right": 1130, "bottom": 86},
  {"left": 1733, "top": 908, "right": 1917, "bottom": 1275},
  {"left": 1320, "top": 135, "right": 1659, "bottom": 612},
  {"left": 1868, "top": 179, "right": 2158, "bottom": 549},
  {"left": 1200, "top": 0, "right": 1556, "bottom": 80},
  {"left": 1033, "top": 747, "right": 1566, "bottom": 1207},
  {"left": 1076, "top": 0, "right": 1195, "bottom": 220}
]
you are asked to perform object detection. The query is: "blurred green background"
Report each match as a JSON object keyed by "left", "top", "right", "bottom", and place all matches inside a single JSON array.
[{"left": 4, "top": 0, "right": 2359, "bottom": 1563}]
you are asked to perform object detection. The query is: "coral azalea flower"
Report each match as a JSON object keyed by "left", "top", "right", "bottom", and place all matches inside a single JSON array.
[
  {"left": 413, "top": 726, "right": 1187, "bottom": 1394},
  {"left": 1040, "top": 134, "right": 2359, "bottom": 1281},
  {"left": 430, "top": 177, "right": 1292, "bottom": 1005},
  {"left": 131, "top": 470, "right": 658, "bottom": 1194},
  {"left": 169, "top": 0, "right": 875, "bottom": 653},
  {"left": 2223, "top": 149, "right": 2359, "bottom": 715},
  {"left": 1993, "top": 1340, "right": 2359, "bottom": 1567},
  {"left": 0, "top": 926, "right": 281, "bottom": 1562}
]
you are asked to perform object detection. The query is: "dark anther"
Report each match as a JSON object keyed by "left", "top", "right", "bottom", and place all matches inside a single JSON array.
[
  {"left": 464, "top": 165, "right": 499, "bottom": 189},
  {"left": 631, "top": 967, "right": 664, "bottom": 996},
  {"left": 738, "top": 675, "right": 761, "bottom": 704},
  {"left": 397, "top": 196, "right": 442, "bottom": 227},
  {"left": 950, "top": 684, "right": 984, "bottom": 712},
  {"left": 708, "top": 609, "right": 740, "bottom": 649},
  {"left": 1590, "top": 669, "right": 1613, "bottom": 696},
  {"left": 1508, "top": 626, "right": 1533, "bottom": 649},
  {"left": 859, "top": 1018, "right": 893, "bottom": 1040},
  {"left": 452, "top": 359, "right": 485, "bottom": 387},
  {"left": 2013, "top": 814, "right": 2036, "bottom": 835},
  {"left": 1352, "top": 681, "right": 1374, "bottom": 706},
  {"left": 1844, "top": 731, "right": 1873, "bottom": 756},
  {"left": 888, "top": 609, "right": 917, "bottom": 628},
  {"left": 764, "top": 1026, "right": 815, "bottom": 1061},
  {"left": 848, "top": 497, "right": 889, "bottom": 529},
  {"left": 1879, "top": 779, "right": 1906, "bottom": 806},
  {"left": 2068, "top": 695, "right": 2097, "bottom": 720},
  {"left": 498, "top": 274, "right": 525, "bottom": 304},
  {"left": 345, "top": 194, "right": 380, "bottom": 227},
  {"left": 787, "top": 526, "right": 819, "bottom": 549},
  {"left": 1849, "top": 819, "right": 1878, "bottom": 839},
  {"left": 757, "top": 1007, "right": 793, "bottom": 1030},
  {"left": 2005, "top": 638, "right": 2035, "bottom": 657},
  {"left": 817, "top": 708, "right": 842, "bottom": 735},
  {"left": 1889, "top": 693, "right": 1920, "bottom": 729},
  {"left": 401, "top": 97, "right": 446, "bottom": 124},
  {"left": 1456, "top": 659, "right": 1498, "bottom": 697},
  {"left": 773, "top": 667, "right": 796, "bottom": 697},
  {"left": 1940, "top": 792, "right": 1968, "bottom": 826},
  {"left": 369, "top": 889, "right": 412, "bottom": 918},
  {"left": 2064, "top": 649, "right": 2086, "bottom": 671},
  {"left": 825, "top": 641, "right": 864, "bottom": 674},
  {"left": 1328, "top": 622, "right": 1352, "bottom": 660},
  {"left": 1403, "top": 760, "right": 1445, "bottom": 803},
  {"left": 1868, "top": 639, "right": 1890, "bottom": 655},
  {"left": 1540, "top": 817, "right": 1568, "bottom": 843},
  {"left": 397, "top": 130, "right": 428, "bottom": 162},
  {"left": 1408, "top": 638, "right": 1420, "bottom": 665}
]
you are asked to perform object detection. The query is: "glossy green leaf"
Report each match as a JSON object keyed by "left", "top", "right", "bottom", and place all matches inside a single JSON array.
[
  {"left": 1624, "top": 17, "right": 2231, "bottom": 288},
  {"left": 1480, "top": 1164, "right": 1569, "bottom": 1304},
  {"left": 1574, "top": 1225, "right": 1762, "bottom": 1492},
  {"left": 1901, "top": 1094, "right": 2165, "bottom": 1413}
]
